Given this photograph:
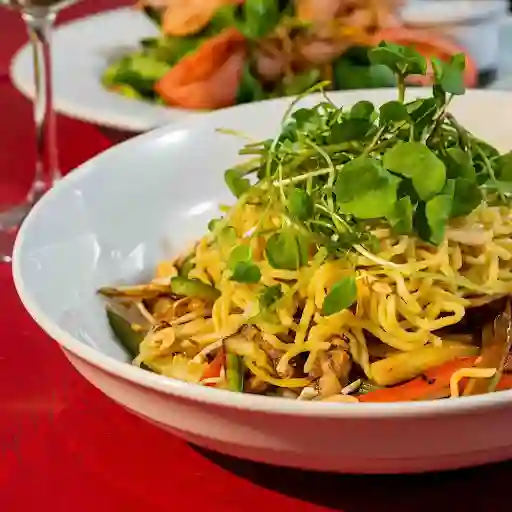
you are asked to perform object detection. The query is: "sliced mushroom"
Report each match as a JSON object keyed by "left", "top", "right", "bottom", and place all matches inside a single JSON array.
[
  {"left": 317, "top": 354, "right": 340, "bottom": 398},
  {"left": 328, "top": 348, "right": 352, "bottom": 388},
  {"left": 104, "top": 298, "right": 152, "bottom": 330},
  {"left": 172, "top": 296, "right": 210, "bottom": 319},
  {"left": 152, "top": 297, "right": 175, "bottom": 321},
  {"left": 464, "top": 300, "right": 512, "bottom": 396},
  {"left": 98, "top": 283, "right": 169, "bottom": 301},
  {"left": 245, "top": 375, "right": 270, "bottom": 394},
  {"left": 254, "top": 43, "right": 288, "bottom": 82},
  {"left": 313, "top": 349, "right": 353, "bottom": 398}
]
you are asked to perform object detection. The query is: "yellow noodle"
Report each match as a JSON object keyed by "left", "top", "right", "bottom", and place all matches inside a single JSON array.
[
  {"left": 450, "top": 368, "right": 497, "bottom": 398},
  {"left": 134, "top": 202, "right": 512, "bottom": 395}
]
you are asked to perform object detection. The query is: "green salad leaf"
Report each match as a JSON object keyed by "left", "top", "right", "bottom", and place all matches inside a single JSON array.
[
  {"left": 425, "top": 194, "right": 453, "bottom": 245},
  {"left": 287, "top": 188, "right": 314, "bottom": 220},
  {"left": 322, "top": 276, "right": 358, "bottom": 316},
  {"left": 228, "top": 245, "right": 261, "bottom": 284},
  {"left": 225, "top": 169, "right": 251, "bottom": 197},
  {"left": 265, "top": 230, "right": 308, "bottom": 270},
  {"left": 259, "top": 284, "right": 283, "bottom": 310},
  {"left": 383, "top": 142, "right": 446, "bottom": 201},
  {"left": 213, "top": 42, "right": 505, "bottom": 265}
]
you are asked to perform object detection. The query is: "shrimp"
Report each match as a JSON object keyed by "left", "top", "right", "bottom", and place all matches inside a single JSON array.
[
  {"left": 162, "top": 0, "right": 242, "bottom": 37},
  {"left": 295, "top": 0, "right": 402, "bottom": 29},
  {"left": 155, "top": 28, "right": 246, "bottom": 110},
  {"left": 295, "top": 0, "right": 344, "bottom": 22}
]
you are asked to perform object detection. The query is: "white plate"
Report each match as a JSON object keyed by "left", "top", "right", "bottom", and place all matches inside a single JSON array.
[
  {"left": 12, "top": 88, "right": 512, "bottom": 474},
  {"left": 10, "top": 6, "right": 512, "bottom": 133},
  {"left": 10, "top": 7, "right": 203, "bottom": 132}
]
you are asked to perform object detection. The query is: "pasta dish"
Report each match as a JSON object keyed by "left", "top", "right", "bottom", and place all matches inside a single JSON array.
[{"left": 100, "top": 42, "right": 512, "bottom": 403}]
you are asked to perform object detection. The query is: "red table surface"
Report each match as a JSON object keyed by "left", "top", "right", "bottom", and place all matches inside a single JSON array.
[{"left": 2, "top": 2, "right": 512, "bottom": 511}]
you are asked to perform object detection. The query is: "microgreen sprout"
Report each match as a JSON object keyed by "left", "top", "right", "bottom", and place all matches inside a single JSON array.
[{"left": 213, "top": 41, "right": 512, "bottom": 313}]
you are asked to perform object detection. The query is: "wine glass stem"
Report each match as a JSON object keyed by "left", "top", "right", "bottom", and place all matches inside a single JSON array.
[{"left": 22, "top": 11, "right": 61, "bottom": 202}]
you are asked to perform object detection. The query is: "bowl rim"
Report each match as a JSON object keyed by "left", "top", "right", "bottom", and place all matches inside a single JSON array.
[{"left": 13, "top": 88, "right": 512, "bottom": 419}]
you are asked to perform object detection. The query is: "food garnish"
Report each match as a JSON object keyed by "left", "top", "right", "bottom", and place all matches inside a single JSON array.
[{"left": 100, "top": 43, "right": 512, "bottom": 402}]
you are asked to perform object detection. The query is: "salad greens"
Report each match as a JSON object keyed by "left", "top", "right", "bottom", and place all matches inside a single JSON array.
[
  {"left": 208, "top": 42, "right": 511, "bottom": 314},
  {"left": 103, "top": 2, "right": 404, "bottom": 105}
]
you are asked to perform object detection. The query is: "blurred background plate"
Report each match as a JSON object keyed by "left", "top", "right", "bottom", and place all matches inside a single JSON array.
[
  {"left": 9, "top": 2, "right": 512, "bottom": 134},
  {"left": 10, "top": 7, "right": 203, "bottom": 132}
]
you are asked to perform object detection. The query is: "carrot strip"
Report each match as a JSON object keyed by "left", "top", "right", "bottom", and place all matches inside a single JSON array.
[
  {"left": 201, "top": 351, "right": 225, "bottom": 382},
  {"left": 359, "top": 357, "right": 478, "bottom": 403},
  {"left": 496, "top": 373, "right": 512, "bottom": 392}
]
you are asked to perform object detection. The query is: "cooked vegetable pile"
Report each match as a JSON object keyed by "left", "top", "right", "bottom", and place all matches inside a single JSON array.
[{"left": 100, "top": 42, "right": 512, "bottom": 403}]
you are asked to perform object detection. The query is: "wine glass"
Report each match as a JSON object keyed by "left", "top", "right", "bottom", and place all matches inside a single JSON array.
[{"left": 0, "top": 0, "right": 77, "bottom": 262}]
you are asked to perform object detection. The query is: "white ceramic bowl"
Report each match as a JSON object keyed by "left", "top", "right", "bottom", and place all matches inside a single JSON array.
[{"left": 13, "top": 89, "right": 512, "bottom": 474}]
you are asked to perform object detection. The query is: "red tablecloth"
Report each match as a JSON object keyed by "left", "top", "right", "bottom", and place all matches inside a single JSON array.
[{"left": 2, "top": 3, "right": 512, "bottom": 511}]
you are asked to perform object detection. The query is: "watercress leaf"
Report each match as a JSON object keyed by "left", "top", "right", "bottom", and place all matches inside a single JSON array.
[
  {"left": 287, "top": 188, "right": 314, "bottom": 220},
  {"left": 329, "top": 118, "right": 372, "bottom": 142},
  {"left": 451, "top": 178, "right": 482, "bottom": 218},
  {"left": 290, "top": 107, "right": 321, "bottom": 134},
  {"left": 228, "top": 244, "right": 252, "bottom": 270},
  {"left": 333, "top": 57, "right": 396, "bottom": 89},
  {"left": 424, "top": 181, "right": 454, "bottom": 245},
  {"left": 440, "top": 53, "right": 466, "bottom": 95},
  {"left": 407, "top": 97, "right": 438, "bottom": 122},
  {"left": 443, "top": 147, "right": 476, "bottom": 181},
  {"left": 431, "top": 57, "right": 443, "bottom": 82},
  {"left": 231, "top": 261, "right": 261, "bottom": 284},
  {"left": 387, "top": 196, "right": 414, "bottom": 234},
  {"left": 350, "top": 100, "right": 375, "bottom": 119},
  {"left": 259, "top": 284, "right": 283, "bottom": 310},
  {"left": 406, "top": 97, "right": 438, "bottom": 140},
  {"left": 401, "top": 46, "right": 427, "bottom": 76},
  {"left": 322, "top": 276, "right": 357, "bottom": 316},
  {"left": 265, "top": 231, "right": 308, "bottom": 270},
  {"left": 338, "top": 176, "right": 399, "bottom": 219},
  {"left": 379, "top": 100, "right": 409, "bottom": 125},
  {"left": 334, "top": 157, "right": 388, "bottom": 203},
  {"left": 331, "top": 117, "right": 372, "bottom": 141},
  {"left": 383, "top": 141, "right": 446, "bottom": 200},
  {"left": 484, "top": 180, "right": 512, "bottom": 194},
  {"left": 472, "top": 140, "right": 500, "bottom": 162},
  {"left": 369, "top": 42, "right": 405, "bottom": 74},
  {"left": 369, "top": 42, "right": 426, "bottom": 77},
  {"left": 432, "top": 83, "right": 446, "bottom": 106},
  {"left": 496, "top": 151, "right": 512, "bottom": 181},
  {"left": 225, "top": 169, "right": 251, "bottom": 198}
]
